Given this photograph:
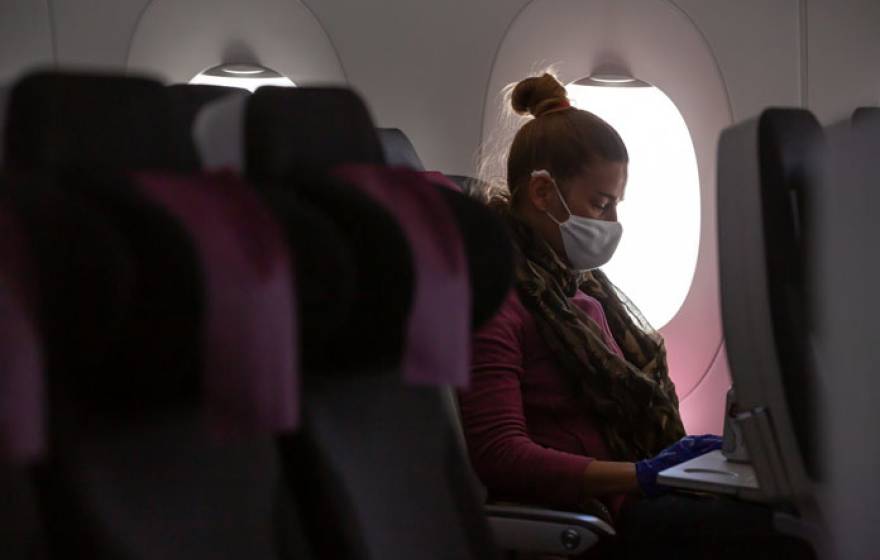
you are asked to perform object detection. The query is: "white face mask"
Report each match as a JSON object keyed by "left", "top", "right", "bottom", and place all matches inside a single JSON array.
[{"left": 532, "top": 169, "right": 623, "bottom": 271}]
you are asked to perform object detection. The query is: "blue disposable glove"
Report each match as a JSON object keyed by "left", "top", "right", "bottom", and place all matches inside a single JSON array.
[{"left": 635, "top": 435, "right": 723, "bottom": 498}]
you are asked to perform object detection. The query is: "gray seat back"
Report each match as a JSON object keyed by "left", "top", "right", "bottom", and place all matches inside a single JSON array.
[
  {"left": 237, "top": 86, "right": 501, "bottom": 560},
  {"left": 815, "top": 108, "right": 880, "bottom": 560},
  {"left": 3, "top": 71, "right": 306, "bottom": 560},
  {"left": 717, "top": 109, "right": 827, "bottom": 547},
  {"left": 0, "top": 178, "right": 48, "bottom": 560},
  {"left": 377, "top": 127, "right": 425, "bottom": 170}
]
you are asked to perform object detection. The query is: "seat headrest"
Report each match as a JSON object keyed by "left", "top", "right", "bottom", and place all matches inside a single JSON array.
[
  {"left": 377, "top": 128, "right": 425, "bottom": 170},
  {"left": 131, "top": 171, "right": 299, "bottom": 436},
  {"left": 6, "top": 171, "right": 202, "bottom": 416},
  {"left": 719, "top": 108, "right": 823, "bottom": 480},
  {"left": 9, "top": 170, "right": 299, "bottom": 434},
  {"left": 852, "top": 107, "right": 880, "bottom": 129},
  {"left": 333, "top": 165, "right": 471, "bottom": 386},
  {"left": 193, "top": 93, "right": 360, "bottom": 371},
  {"left": 423, "top": 173, "right": 514, "bottom": 330},
  {"left": 245, "top": 86, "right": 385, "bottom": 184},
  {"left": 0, "top": 188, "right": 45, "bottom": 463},
  {"left": 194, "top": 93, "right": 248, "bottom": 172},
  {"left": 4, "top": 71, "right": 199, "bottom": 172},
  {"left": 258, "top": 188, "right": 357, "bottom": 372},
  {"left": 292, "top": 172, "right": 414, "bottom": 376},
  {"left": 444, "top": 174, "right": 489, "bottom": 197},
  {"left": 0, "top": 84, "right": 11, "bottom": 167},
  {"left": 166, "top": 83, "right": 249, "bottom": 130},
  {"left": 758, "top": 109, "right": 824, "bottom": 480}
]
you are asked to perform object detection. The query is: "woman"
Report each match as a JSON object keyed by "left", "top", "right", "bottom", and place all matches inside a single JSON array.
[{"left": 458, "top": 73, "right": 813, "bottom": 558}]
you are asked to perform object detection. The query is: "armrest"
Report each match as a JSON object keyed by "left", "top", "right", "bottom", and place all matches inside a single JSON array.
[{"left": 485, "top": 504, "right": 615, "bottom": 556}]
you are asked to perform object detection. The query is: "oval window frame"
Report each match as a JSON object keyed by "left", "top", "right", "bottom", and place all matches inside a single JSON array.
[
  {"left": 126, "top": 0, "right": 345, "bottom": 86},
  {"left": 480, "top": 0, "right": 734, "bottom": 433}
]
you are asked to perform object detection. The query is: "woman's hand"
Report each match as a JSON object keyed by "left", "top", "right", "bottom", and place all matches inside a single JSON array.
[{"left": 635, "top": 435, "right": 723, "bottom": 497}]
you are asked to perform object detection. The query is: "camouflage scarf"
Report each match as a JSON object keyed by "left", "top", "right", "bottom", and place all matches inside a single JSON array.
[{"left": 504, "top": 213, "right": 685, "bottom": 461}]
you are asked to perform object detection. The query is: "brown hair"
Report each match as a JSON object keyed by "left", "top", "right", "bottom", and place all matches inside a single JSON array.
[{"left": 503, "top": 73, "right": 628, "bottom": 207}]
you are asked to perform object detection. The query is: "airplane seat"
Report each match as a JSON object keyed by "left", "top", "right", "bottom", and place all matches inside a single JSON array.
[
  {"left": 2, "top": 71, "right": 308, "bottom": 558},
  {"left": 291, "top": 167, "right": 501, "bottom": 560},
  {"left": 171, "top": 83, "right": 361, "bottom": 368},
  {"left": 196, "top": 87, "right": 412, "bottom": 371},
  {"left": 377, "top": 127, "right": 425, "bottom": 170},
  {"left": 258, "top": 189, "right": 359, "bottom": 369},
  {"left": 4, "top": 72, "right": 199, "bottom": 173},
  {"left": 851, "top": 106, "right": 880, "bottom": 127},
  {"left": 427, "top": 179, "right": 514, "bottom": 331},
  {"left": 816, "top": 108, "right": 880, "bottom": 560},
  {"left": 0, "top": 83, "right": 11, "bottom": 166},
  {"left": 374, "top": 128, "right": 484, "bottom": 199},
  {"left": 0, "top": 192, "right": 48, "bottom": 559},
  {"left": 717, "top": 108, "right": 828, "bottom": 554},
  {"left": 235, "top": 87, "right": 515, "bottom": 386},
  {"left": 166, "top": 83, "right": 249, "bottom": 130},
  {"left": 245, "top": 86, "right": 385, "bottom": 182},
  {"left": 444, "top": 174, "right": 485, "bottom": 197},
  {"left": 6, "top": 170, "right": 306, "bottom": 559},
  {"left": 204, "top": 85, "right": 606, "bottom": 559},
  {"left": 245, "top": 91, "right": 411, "bottom": 373},
  {"left": 370, "top": 128, "right": 612, "bottom": 556},
  {"left": 197, "top": 85, "right": 506, "bottom": 559},
  {"left": 372, "top": 129, "right": 512, "bottom": 327},
  {"left": 367, "top": 127, "right": 513, "bottom": 330}
]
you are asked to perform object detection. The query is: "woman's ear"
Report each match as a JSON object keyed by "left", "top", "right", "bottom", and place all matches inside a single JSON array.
[{"left": 526, "top": 173, "right": 556, "bottom": 213}]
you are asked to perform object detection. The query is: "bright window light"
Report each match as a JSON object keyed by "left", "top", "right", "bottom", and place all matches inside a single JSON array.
[
  {"left": 189, "top": 64, "right": 296, "bottom": 93},
  {"left": 568, "top": 80, "right": 700, "bottom": 329}
]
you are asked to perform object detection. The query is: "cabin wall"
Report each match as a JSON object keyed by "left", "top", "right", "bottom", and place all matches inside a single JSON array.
[
  {"left": 298, "top": 0, "right": 530, "bottom": 176},
  {"left": 806, "top": 0, "right": 880, "bottom": 124},
  {"left": 49, "top": 0, "right": 148, "bottom": 69},
  {"left": 0, "top": 1, "right": 54, "bottom": 82},
  {"left": 2, "top": 0, "right": 877, "bottom": 170},
  {"left": 673, "top": 0, "right": 802, "bottom": 121}
]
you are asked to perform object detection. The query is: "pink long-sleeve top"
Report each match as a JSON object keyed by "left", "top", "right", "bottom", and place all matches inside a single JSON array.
[{"left": 458, "top": 288, "right": 630, "bottom": 516}]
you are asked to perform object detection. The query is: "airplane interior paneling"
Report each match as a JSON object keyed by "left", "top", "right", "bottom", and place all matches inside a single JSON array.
[{"left": 0, "top": 0, "right": 878, "bottom": 558}]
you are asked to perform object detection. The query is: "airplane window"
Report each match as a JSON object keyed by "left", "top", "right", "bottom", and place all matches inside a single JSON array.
[
  {"left": 568, "top": 76, "right": 700, "bottom": 329},
  {"left": 189, "top": 64, "right": 296, "bottom": 92}
]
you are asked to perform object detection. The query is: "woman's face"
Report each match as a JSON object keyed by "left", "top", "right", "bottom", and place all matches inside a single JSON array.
[
  {"left": 522, "top": 160, "right": 628, "bottom": 261},
  {"left": 548, "top": 161, "right": 627, "bottom": 223}
]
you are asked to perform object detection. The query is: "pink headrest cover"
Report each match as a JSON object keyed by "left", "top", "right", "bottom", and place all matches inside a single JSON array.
[
  {"left": 134, "top": 171, "right": 299, "bottom": 436},
  {"left": 333, "top": 164, "right": 471, "bottom": 386},
  {"left": 0, "top": 204, "right": 45, "bottom": 462},
  {"left": 421, "top": 171, "right": 463, "bottom": 192}
]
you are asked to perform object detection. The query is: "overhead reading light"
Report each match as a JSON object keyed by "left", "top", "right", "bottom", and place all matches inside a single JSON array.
[
  {"left": 189, "top": 64, "right": 296, "bottom": 92},
  {"left": 573, "top": 73, "right": 650, "bottom": 88}
]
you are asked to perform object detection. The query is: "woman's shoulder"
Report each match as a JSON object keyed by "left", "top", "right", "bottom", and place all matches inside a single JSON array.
[{"left": 472, "top": 288, "right": 533, "bottom": 346}]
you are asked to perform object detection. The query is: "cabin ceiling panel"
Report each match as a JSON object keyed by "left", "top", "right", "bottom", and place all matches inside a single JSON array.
[
  {"left": 301, "top": 0, "right": 531, "bottom": 175},
  {"left": 0, "top": 0, "right": 54, "bottom": 82},
  {"left": 673, "top": 0, "right": 801, "bottom": 120},
  {"left": 126, "top": 0, "right": 345, "bottom": 86}
]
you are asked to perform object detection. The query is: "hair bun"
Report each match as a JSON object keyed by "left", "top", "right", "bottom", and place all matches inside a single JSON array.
[{"left": 511, "top": 73, "right": 569, "bottom": 118}]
